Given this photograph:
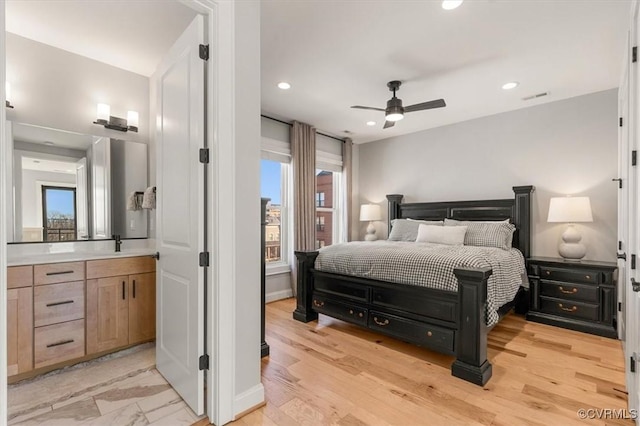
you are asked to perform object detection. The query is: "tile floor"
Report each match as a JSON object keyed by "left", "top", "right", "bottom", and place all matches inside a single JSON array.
[{"left": 7, "top": 344, "right": 205, "bottom": 426}]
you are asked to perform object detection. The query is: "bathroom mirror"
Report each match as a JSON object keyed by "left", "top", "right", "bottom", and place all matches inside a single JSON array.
[{"left": 6, "top": 121, "right": 149, "bottom": 243}]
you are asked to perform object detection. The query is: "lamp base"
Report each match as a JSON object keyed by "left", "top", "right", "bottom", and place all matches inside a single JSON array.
[
  {"left": 558, "top": 224, "right": 586, "bottom": 260},
  {"left": 364, "top": 221, "right": 377, "bottom": 241}
]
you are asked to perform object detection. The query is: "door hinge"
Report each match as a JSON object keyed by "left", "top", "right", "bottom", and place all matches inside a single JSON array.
[
  {"left": 620, "top": 117, "right": 624, "bottom": 127},
  {"left": 199, "top": 252, "right": 210, "bottom": 267},
  {"left": 633, "top": 46, "right": 638, "bottom": 63},
  {"left": 620, "top": 241, "right": 623, "bottom": 250},
  {"left": 632, "top": 355, "right": 637, "bottom": 373},
  {"left": 199, "top": 148, "right": 209, "bottom": 164},
  {"left": 618, "top": 302, "right": 622, "bottom": 312},
  {"left": 199, "top": 44, "right": 209, "bottom": 61},
  {"left": 199, "top": 354, "right": 210, "bottom": 370},
  {"left": 633, "top": 150, "right": 637, "bottom": 166},
  {"left": 632, "top": 254, "right": 636, "bottom": 269}
]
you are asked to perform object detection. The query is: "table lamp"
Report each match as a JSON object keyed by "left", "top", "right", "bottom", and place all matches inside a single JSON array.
[
  {"left": 360, "top": 204, "right": 382, "bottom": 241},
  {"left": 547, "top": 196, "right": 593, "bottom": 260}
]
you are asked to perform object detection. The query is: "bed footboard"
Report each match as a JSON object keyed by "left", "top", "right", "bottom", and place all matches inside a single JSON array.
[{"left": 452, "top": 267, "right": 493, "bottom": 385}]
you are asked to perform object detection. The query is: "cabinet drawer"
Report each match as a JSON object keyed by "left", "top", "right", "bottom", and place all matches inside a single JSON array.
[
  {"left": 8, "top": 266, "right": 33, "bottom": 289},
  {"left": 538, "top": 266, "right": 599, "bottom": 285},
  {"left": 34, "top": 262, "right": 85, "bottom": 285},
  {"left": 539, "top": 296, "right": 599, "bottom": 322},
  {"left": 34, "top": 319, "right": 85, "bottom": 369},
  {"left": 368, "top": 310, "right": 455, "bottom": 354},
  {"left": 312, "top": 293, "right": 367, "bottom": 326},
  {"left": 539, "top": 280, "right": 598, "bottom": 303},
  {"left": 34, "top": 281, "right": 85, "bottom": 327},
  {"left": 87, "top": 256, "right": 155, "bottom": 279}
]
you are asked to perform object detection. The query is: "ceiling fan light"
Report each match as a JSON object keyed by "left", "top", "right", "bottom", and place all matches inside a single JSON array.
[{"left": 385, "top": 113, "right": 404, "bottom": 122}]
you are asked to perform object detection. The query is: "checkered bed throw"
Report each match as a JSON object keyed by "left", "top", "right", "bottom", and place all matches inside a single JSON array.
[{"left": 314, "top": 241, "right": 525, "bottom": 326}]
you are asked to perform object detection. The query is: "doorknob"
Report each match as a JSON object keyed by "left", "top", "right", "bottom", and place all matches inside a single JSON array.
[
  {"left": 612, "top": 178, "right": 623, "bottom": 188},
  {"left": 632, "top": 278, "right": 640, "bottom": 292},
  {"left": 151, "top": 252, "right": 160, "bottom": 260},
  {"left": 618, "top": 252, "right": 627, "bottom": 261}
]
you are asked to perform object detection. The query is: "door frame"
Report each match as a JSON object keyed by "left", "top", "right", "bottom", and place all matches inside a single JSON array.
[{"left": 0, "top": 1, "right": 247, "bottom": 425}]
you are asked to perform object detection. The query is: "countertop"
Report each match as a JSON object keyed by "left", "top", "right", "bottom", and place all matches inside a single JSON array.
[{"left": 7, "top": 249, "right": 157, "bottom": 266}]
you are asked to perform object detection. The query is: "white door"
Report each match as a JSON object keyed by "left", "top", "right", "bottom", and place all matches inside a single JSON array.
[
  {"left": 75, "top": 158, "right": 88, "bottom": 239},
  {"left": 91, "top": 136, "right": 110, "bottom": 239},
  {"left": 628, "top": 1, "right": 640, "bottom": 416},
  {"left": 154, "top": 15, "right": 206, "bottom": 416}
]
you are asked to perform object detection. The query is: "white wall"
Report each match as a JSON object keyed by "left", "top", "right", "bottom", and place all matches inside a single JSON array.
[
  {"left": 6, "top": 33, "right": 149, "bottom": 143},
  {"left": 357, "top": 89, "right": 618, "bottom": 262},
  {"left": 21, "top": 169, "right": 76, "bottom": 228},
  {"left": 233, "top": 0, "right": 263, "bottom": 414}
]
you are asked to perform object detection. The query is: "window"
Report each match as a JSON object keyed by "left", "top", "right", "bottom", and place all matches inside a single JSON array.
[
  {"left": 316, "top": 191, "right": 325, "bottom": 207},
  {"left": 261, "top": 158, "right": 290, "bottom": 268},
  {"left": 315, "top": 169, "right": 344, "bottom": 247},
  {"left": 42, "top": 186, "right": 76, "bottom": 242}
]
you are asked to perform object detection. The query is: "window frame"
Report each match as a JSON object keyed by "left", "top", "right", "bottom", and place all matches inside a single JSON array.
[
  {"left": 261, "top": 155, "right": 292, "bottom": 276},
  {"left": 315, "top": 169, "right": 345, "bottom": 247}
]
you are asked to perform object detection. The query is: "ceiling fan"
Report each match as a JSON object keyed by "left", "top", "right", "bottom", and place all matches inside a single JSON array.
[{"left": 351, "top": 81, "right": 446, "bottom": 129}]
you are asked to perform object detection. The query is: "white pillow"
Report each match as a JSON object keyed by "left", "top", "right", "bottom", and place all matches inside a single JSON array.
[{"left": 416, "top": 224, "right": 467, "bottom": 245}]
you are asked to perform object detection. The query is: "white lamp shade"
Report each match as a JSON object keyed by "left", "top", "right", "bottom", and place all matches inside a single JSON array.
[
  {"left": 547, "top": 196, "right": 593, "bottom": 223},
  {"left": 97, "top": 103, "right": 110, "bottom": 121},
  {"left": 360, "top": 204, "right": 381, "bottom": 221},
  {"left": 127, "top": 110, "right": 139, "bottom": 128}
]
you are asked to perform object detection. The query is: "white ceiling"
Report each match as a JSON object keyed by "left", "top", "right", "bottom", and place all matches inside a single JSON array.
[
  {"left": 22, "top": 156, "right": 76, "bottom": 175},
  {"left": 13, "top": 122, "right": 94, "bottom": 150},
  {"left": 5, "top": 1, "right": 631, "bottom": 144},
  {"left": 6, "top": 0, "right": 197, "bottom": 77},
  {"left": 261, "top": 0, "right": 631, "bottom": 143}
]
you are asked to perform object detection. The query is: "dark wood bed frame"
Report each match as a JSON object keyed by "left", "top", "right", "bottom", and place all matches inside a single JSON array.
[{"left": 293, "top": 185, "right": 534, "bottom": 386}]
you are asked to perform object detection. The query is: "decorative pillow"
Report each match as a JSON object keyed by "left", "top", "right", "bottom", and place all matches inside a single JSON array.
[
  {"left": 388, "top": 218, "right": 444, "bottom": 242},
  {"left": 416, "top": 224, "right": 467, "bottom": 245},
  {"left": 445, "top": 220, "right": 515, "bottom": 250}
]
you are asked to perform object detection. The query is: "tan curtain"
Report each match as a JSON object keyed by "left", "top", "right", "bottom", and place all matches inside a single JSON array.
[
  {"left": 291, "top": 121, "right": 316, "bottom": 294},
  {"left": 343, "top": 138, "right": 353, "bottom": 241}
]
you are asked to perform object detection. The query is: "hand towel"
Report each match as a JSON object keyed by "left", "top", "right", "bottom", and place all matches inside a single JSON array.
[
  {"left": 127, "top": 192, "right": 141, "bottom": 211},
  {"left": 142, "top": 186, "right": 156, "bottom": 209}
]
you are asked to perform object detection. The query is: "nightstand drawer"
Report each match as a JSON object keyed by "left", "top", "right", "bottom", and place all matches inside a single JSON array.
[
  {"left": 540, "top": 280, "right": 598, "bottom": 303},
  {"left": 538, "top": 266, "right": 600, "bottom": 284},
  {"left": 539, "top": 296, "right": 599, "bottom": 322}
]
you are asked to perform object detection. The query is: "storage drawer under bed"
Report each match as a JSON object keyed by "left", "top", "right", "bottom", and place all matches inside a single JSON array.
[
  {"left": 311, "top": 293, "right": 368, "bottom": 326},
  {"left": 368, "top": 310, "right": 455, "bottom": 354}
]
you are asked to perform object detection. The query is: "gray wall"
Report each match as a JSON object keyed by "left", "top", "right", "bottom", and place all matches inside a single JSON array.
[{"left": 357, "top": 89, "right": 618, "bottom": 262}]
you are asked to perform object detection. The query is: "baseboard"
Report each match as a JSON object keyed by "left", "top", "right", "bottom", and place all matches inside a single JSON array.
[
  {"left": 234, "top": 383, "right": 265, "bottom": 419},
  {"left": 265, "top": 288, "right": 293, "bottom": 303}
]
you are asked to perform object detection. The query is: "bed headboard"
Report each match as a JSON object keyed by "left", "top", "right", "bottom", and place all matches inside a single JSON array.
[{"left": 386, "top": 186, "right": 535, "bottom": 259}]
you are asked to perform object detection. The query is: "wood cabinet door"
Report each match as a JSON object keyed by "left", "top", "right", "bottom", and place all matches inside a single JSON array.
[
  {"left": 86, "top": 276, "right": 129, "bottom": 354},
  {"left": 129, "top": 272, "right": 156, "bottom": 344},
  {"left": 7, "top": 287, "right": 33, "bottom": 376}
]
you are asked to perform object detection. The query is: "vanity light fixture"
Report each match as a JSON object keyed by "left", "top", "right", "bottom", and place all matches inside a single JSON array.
[
  {"left": 6, "top": 81, "right": 14, "bottom": 108},
  {"left": 93, "top": 103, "right": 139, "bottom": 132}
]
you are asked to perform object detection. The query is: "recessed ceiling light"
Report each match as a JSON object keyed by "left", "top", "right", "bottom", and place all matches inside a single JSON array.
[
  {"left": 43, "top": 141, "right": 55, "bottom": 145},
  {"left": 502, "top": 81, "right": 520, "bottom": 90},
  {"left": 33, "top": 160, "right": 40, "bottom": 164},
  {"left": 366, "top": 121, "right": 376, "bottom": 126},
  {"left": 442, "top": 0, "right": 463, "bottom": 10},
  {"left": 277, "top": 82, "right": 291, "bottom": 90}
]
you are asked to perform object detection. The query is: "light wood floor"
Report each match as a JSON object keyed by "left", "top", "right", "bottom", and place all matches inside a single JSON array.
[{"left": 234, "top": 298, "right": 632, "bottom": 426}]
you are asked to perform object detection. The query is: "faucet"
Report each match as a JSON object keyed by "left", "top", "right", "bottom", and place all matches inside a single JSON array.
[{"left": 113, "top": 234, "right": 122, "bottom": 252}]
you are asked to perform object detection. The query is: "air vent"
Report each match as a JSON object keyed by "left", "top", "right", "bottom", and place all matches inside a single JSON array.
[{"left": 522, "top": 92, "right": 550, "bottom": 101}]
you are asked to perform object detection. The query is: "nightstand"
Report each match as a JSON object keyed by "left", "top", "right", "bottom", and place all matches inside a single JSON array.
[{"left": 526, "top": 256, "right": 618, "bottom": 338}]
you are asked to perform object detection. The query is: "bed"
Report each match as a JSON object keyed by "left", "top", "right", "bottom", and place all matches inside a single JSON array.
[{"left": 293, "top": 185, "right": 534, "bottom": 386}]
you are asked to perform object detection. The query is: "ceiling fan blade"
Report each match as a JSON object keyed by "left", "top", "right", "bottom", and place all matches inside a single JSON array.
[
  {"left": 383, "top": 120, "right": 395, "bottom": 129},
  {"left": 351, "top": 105, "right": 385, "bottom": 112},
  {"left": 404, "top": 99, "right": 446, "bottom": 113}
]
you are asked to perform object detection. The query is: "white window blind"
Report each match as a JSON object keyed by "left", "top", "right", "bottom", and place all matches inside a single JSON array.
[{"left": 316, "top": 133, "right": 343, "bottom": 172}]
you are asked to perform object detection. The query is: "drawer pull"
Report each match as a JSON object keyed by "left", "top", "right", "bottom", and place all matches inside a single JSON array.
[
  {"left": 373, "top": 317, "right": 389, "bottom": 326},
  {"left": 358, "top": 312, "right": 363, "bottom": 318},
  {"left": 46, "top": 270, "right": 74, "bottom": 276},
  {"left": 546, "top": 271, "right": 551, "bottom": 275},
  {"left": 46, "top": 339, "right": 74, "bottom": 348},
  {"left": 558, "top": 287, "right": 578, "bottom": 294},
  {"left": 427, "top": 331, "right": 433, "bottom": 337},
  {"left": 585, "top": 275, "right": 591, "bottom": 280},
  {"left": 313, "top": 300, "right": 324, "bottom": 308},
  {"left": 349, "top": 309, "right": 354, "bottom": 314},
  {"left": 46, "top": 300, "right": 74, "bottom": 307},
  {"left": 558, "top": 303, "right": 577, "bottom": 313}
]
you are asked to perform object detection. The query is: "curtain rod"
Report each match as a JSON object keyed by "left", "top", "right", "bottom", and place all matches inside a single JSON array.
[{"left": 260, "top": 114, "right": 346, "bottom": 143}]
